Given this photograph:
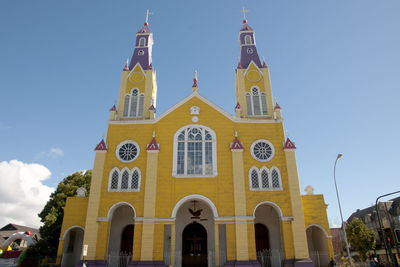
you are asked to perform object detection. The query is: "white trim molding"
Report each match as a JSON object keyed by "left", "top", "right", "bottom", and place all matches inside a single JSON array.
[
  {"left": 250, "top": 139, "right": 275, "bottom": 162},
  {"left": 171, "top": 194, "right": 218, "bottom": 218},
  {"left": 172, "top": 124, "right": 217, "bottom": 177},
  {"left": 116, "top": 140, "right": 140, "bottom": 163},
  {"left": 253, "top": 201, "right": 284, "bottom": 220},
  {"left": 306, "top": 224, "right": 331, "bottom": 238},
  {"left": 106, "top": 201, "right": 136, "bottom": 220},
  {"left": 61, "top": 225, "right": 85, "bottom": 240}
]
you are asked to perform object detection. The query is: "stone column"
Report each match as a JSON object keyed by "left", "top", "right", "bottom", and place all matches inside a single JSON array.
[
  {"left": 82, "top": 139, "right": 107, "bottom": 260},
  {"left": 140, "top": 137, "right": 159, "bottom": 261},
  {"left": 230, "top": 136, "right": 249, "bottom": 261}
]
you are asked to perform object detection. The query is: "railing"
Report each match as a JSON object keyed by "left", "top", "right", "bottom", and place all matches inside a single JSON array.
[
  {"left": 256, "top": 249, "right": 282, "bottom": 267},
  {"left": 106, "top": 252, "right": 132, "bottom": 267}
]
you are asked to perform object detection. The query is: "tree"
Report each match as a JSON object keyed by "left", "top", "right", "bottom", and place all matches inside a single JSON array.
[
  {"left": 346, "top": 218, "right": 376, "bottom": 261},
  {"left": 38, "top": 170, "right": 91, "bottom": 257}
]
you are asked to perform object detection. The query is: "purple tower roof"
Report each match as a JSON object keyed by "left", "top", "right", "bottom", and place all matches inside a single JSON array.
[
  {"left": 129, "top": 22, "right": 154, "bottom": 71},
  {"left": 238, "top": 20, "right": 262, "bottom": 69}
]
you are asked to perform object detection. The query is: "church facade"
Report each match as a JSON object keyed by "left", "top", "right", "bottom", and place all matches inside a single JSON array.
[{"left": 57, "top": 17, "right": 333, "bottom": 267}]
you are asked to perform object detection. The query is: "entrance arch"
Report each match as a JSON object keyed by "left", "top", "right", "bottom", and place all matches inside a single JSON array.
[
  {"left": 107, "top": 203, "right": 135, "bottom": 258},
  {"left": 182, "top": 223, "right": 208, "bottom": 267},
  {"left": 306, "top": 225, "right": 329, "bottom": 267},
  {"left": 254, "top": 202, "right": 283, "bottom": 267},
  {"left": 173, "top": 196, "right": 216, "bottom": 267},
  {"left": 60, "top": 227, "right": 84, "bottom": 267}
]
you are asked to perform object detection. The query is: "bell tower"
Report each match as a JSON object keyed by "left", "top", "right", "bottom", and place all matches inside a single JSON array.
[
  {"left": 235, "top": 16, "right": 274, "bottom": 119},
  {"left": 116, "top": 10, "right": 157, "bottom": 120}
]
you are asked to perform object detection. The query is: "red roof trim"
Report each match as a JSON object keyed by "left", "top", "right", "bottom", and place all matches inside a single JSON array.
[
  {"left": 235, "top": 102, "right": 241, "bottom": 110},
  {"left": 94, "top": 139, "right": 107, "bottom": 151},
  {"left": 230, "top": 137, "right": 244, "bottom": 150},
  {"left": 148, "top": 104, "right": 156, "bottom": 112},
  {"left": 284, "top": 137, "right": 296, "bottom": 149},
  {"left": 192, "top": 78, "right": 198, "bottom": 88},
  {"left": 109, "top": 104, "right": 117, "bottom": 112},
  {"left": 146, "top": 137, "right": 159, "bottom": 151}
]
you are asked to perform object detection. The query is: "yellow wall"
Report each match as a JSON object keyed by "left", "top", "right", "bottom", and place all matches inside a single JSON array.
[
  {"left": 57, "top": 197, "right": 88, "bottom": 262},
  {"left": 302, "top": 194, "right": 334, "bottom": 258}
]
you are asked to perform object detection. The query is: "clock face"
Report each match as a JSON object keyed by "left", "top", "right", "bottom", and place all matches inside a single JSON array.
[{"left": 247, "top": 48, "right": 254, "bottom": 54}]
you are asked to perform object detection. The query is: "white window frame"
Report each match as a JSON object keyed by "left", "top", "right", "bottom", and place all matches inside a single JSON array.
[
  {"left": 172, "top": 124, "right": 218, "bottom": 178},
  {"left": 123, "top": 89, "right": 145, "bottom": 118},
  {"left": 108, "top": 167, "right": 141, "bottom": 192},
  {"left": 249, "top": 166, "right": 283, "bottom": 191},
  {"left": 116, "top": 140, "right": 140, "bottom": 163},
  {"left": 244, "top": 35, "right": 252, "bottom": 45},
  {"left": 245, "top": 87, "right": 267, "bottom": 116},
  {"left": 138, "top": 37, "right": 146, "bottom": 47},
  {"left": 250, "top": 139, "right": 275, "bottom": 162}
]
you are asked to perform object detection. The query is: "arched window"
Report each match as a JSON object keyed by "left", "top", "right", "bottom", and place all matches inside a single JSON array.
[
  {"left": 111, "top": 169, "right": 119, "bottom": 190},
  {"left": 245, "top": 35, "right": 252, "bottom": 45},
  {"left": 249, "top": 166, "right": 282, "bottom": 191},
  {"left": 123, "top": 89, "right": 145, "bottom": 118},
  {"left": 173, "top": 125, "right": 217, "bottom": 177},
  {"left": 251, "top": 168, "right": 259, "bottom": 189},
  {"left": 271, "top": 167, "right": 281, "bottom": 189},
  {"left": 139, "top": 37, "right": 146, "bottom": 47},
  {"left": 260, "top": 169, "right": 269, "bottom": 189},
  {"left": 246, "top": 87, "right": 268, "bottom": 116},
  {"left": 108, "top": 168, "right": 141, "bottom": 191},
  {"left": 121, "top": 170, "right": 129, "bottom": 189},
  {"left": 131, "top": 169, "right": 140, "bottom": 190}
]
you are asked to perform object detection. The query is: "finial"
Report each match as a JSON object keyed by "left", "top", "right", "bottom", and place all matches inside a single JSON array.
[
  {"left": 102, "top": 133, "right": 105, "bottom": 139},
  {"left": 262, "top": 57, "right": 268, "bottom": 68},
  {"left": 240, "top": 7, "right": 249, "bottom": 23},
  {"left": 286, "top": 131, "right": 289, "bottom": 138},
  {"left": 123, "top": 58, "right": 129, "bottom": 71},
  {"left": 235, "top": 130, "right": 238, "bottom": 137},
  {"left": 144, "top": 9, "right": 153, "bottom": 26},
  {"left": 153, "top": 131, "right": 155, "bottom": 138},
  {"left": 192, "top": 70, "right": 198, "bottom": 87}
]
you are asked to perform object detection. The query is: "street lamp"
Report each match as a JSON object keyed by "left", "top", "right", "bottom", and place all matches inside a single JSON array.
[{"left": 333, "top": 153, "right": 353, "bottom": 267}]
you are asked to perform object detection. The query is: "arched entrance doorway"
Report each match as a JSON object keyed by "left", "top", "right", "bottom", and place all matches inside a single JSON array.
[
  {"left": 254, "top": 203, "right": 283, "bottom": 267},
  {"left": 306, "top": 225, "right": 329, "bottom": 267},
  {"left": 172, "top": 195, "right": 217, "bottom": 267},
  {"left": 107, "top": 203, "right": 135, "bottom": 266},
  {"left": 60, "top": 227, "right": 84, "bottom": 267},
  {"left": 182, "top": 223, "right": 208, "bottom": 267}
]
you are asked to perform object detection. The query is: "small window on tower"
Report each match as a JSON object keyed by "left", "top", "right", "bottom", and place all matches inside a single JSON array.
[
  {"left": 245, "top": 35, "right": 252, "bottom": 45},
  {"left": 138, "top": 50, "right": 144, "bottom": 56},
  {"left": 139, "top": 37, "right": 146, "bottom": 47}
]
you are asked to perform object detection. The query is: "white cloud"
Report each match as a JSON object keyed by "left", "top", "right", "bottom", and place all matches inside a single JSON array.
[
  {"left": 35, "top": 147, "right": 64, "bottom": 160},
  {"left": 0, "top": 160, "right": 54, "bottom": 228}
]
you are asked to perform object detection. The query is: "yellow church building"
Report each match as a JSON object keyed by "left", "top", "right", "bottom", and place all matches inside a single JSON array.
[{"left": 57, "top": 16, "right": 333, "bottom": 267}]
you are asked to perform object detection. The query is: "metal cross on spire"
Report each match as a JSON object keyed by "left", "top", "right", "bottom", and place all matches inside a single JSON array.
[
  {"left": 240, "top": 7, "right": 249, "bottom": 21},
  {"left": 144, "top": 9, "right": 153, "bottom": 24}
]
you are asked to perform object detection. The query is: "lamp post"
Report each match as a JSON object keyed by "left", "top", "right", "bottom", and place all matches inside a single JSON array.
[{"left": 333, "top": 154, "right": 353, "bottom": 267}]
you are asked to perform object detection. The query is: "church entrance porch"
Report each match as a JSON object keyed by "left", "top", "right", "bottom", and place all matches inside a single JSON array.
[
  {"left": 60, "top": 226, "right": 84, "bottom": 267},
  {"left": 171, "top": 196, "right": 216, "bottom": 267},
  {"left": 306, "top": 225, "right": 329, "bottom": 267},
  {"left": 254, "top": 203, "right": 283, "bottom": 267},
  {"left": 182, "top": 223, "right": 208, "bottom": 267},
  {"left": 107, "top": 204, "right": 135, "bottom": 267}
]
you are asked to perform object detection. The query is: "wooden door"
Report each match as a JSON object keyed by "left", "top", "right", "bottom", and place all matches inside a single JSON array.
[
  {"left": 120, "top": 224, "right": 134, "bottom": 254},
  {"left": 182, "top": 223, "right": 208, "bottom": 267}
]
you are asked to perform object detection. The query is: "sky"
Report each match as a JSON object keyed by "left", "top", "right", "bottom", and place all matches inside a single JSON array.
[{"left": 0, "top": 0, "right": 399, "bottom": 228}]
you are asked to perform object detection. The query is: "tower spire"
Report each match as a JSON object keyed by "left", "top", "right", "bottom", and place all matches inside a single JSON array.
[
  {"left": 240, "top": 7, "right": 249, "bottom": 23},
  {"left": 144, "top": 9, "right": 153, "bottom": 26}
]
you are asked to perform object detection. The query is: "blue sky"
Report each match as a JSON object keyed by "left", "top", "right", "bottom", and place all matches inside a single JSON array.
[{"left": 1, "top": 0, "right": 399, "bottom": 227}]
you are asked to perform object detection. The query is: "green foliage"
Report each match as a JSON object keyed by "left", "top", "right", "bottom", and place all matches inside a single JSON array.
[
  {"left": 38, "top": 170, "right": 91, "bottom": 257},
  {"left": 346, "top": 218, "right": 376, "bottom": 261}
]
